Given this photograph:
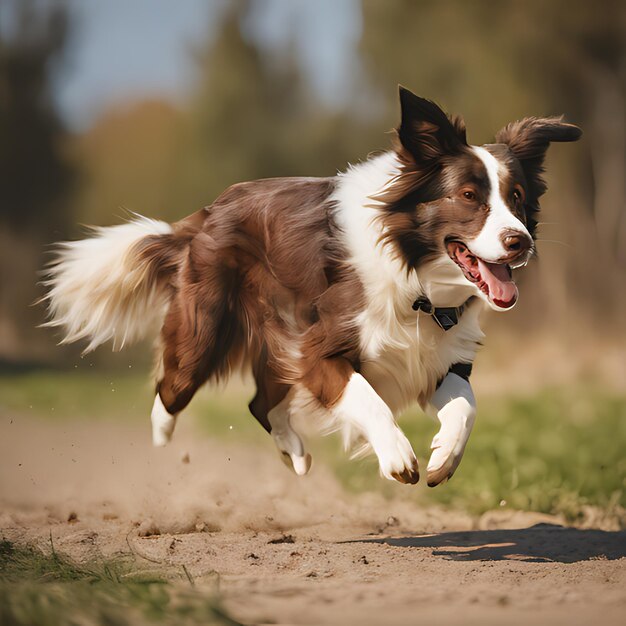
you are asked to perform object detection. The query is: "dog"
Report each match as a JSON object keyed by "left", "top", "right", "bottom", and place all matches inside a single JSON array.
[{"left": 43, "top": 87, "right": 581, "bottom": 486}]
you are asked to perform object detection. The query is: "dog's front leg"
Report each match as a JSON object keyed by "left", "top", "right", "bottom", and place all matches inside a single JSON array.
[
  {"left": 299, "top": 358, "right": 419, "bottom": 484},
  {"left": 334, "top": 373, "right": 420, "bottom": 484},
  {"left": 426, "top": 372, "right": 476, "bottom": 487}
]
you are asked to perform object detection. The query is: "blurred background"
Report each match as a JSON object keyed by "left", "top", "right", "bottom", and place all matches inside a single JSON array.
[
  {"left": 1, "top": 0, "right": 625, "bottom": 368},
  {"left": 0, "top": 0, "right": 624, "bottom": 520}
]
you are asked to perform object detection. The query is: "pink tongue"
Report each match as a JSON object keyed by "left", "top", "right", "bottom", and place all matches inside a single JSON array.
[{"left": 477, "top": 259, "right": 518, "bottom": 308}]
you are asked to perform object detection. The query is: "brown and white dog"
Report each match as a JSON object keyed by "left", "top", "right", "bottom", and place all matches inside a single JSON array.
[{"left": 43, "top": 87, "right": 581, "bottom": 486}]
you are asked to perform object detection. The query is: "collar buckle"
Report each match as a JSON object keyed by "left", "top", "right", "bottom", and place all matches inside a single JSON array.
[{"left": 412, "top": 296, "right": 466, "bottom": 331}]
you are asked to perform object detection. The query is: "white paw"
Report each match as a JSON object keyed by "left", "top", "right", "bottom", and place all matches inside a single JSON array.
[
  {"left": 374, "top": 428, "right": 419, "bottom": 485},
  {"left": 426, "top": 412, "right": 473, "bottom": 487},
  {"left": 278, "top": 449, "right": 313, "bottom": 476},
  {"left": 151, "top": 394, "right": 176, "bottom": 447},
  {"left": 426, "top": 443, "right": 461, "bottom": 487},
  {"left": 268, "top": 395, "right": 312, "bottom": 476},
  {"left": 272, "top": 427, "right": 312, "bottom": 476},
  {"left": 427, "top": 384, "right": 476, "bottom": 486}
]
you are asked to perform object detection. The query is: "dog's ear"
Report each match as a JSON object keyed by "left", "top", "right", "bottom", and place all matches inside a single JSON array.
[
  {"left": 496, "top": 116, "right": 582, "bottom": 198},
  {"left": 397, "top": 86, "right": 467, "bottom": 164}
]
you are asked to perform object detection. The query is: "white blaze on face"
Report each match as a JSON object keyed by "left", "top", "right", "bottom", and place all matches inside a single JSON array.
[{"left": 467, "top": 146, "right": 531, "bottom": 262}]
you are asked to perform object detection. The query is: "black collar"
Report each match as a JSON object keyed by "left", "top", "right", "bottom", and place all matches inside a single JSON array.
[{"left": 412, "top": 296, "right": 469, "bottom": 331}]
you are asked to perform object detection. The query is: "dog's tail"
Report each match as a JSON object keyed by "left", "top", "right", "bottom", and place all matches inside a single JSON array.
[{"left": 41, "top": 213, "right": 198, "bottom": 353}]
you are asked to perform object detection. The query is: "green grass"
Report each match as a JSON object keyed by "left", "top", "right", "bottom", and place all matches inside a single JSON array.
[
  {"left": 190, "top": 381, "right": 626, "bottom": 521},
  {"left": 0, "top": 537, "right": 242, "bottom": 626},
  {"left": 2, "top": 369, "right": 625, "bottom": 521},
  {"left": 331, "top": 387, "right": 626, "bottom": 521},
  {"left": 0, "top": 368, "right": 154, "bottom": 421}
]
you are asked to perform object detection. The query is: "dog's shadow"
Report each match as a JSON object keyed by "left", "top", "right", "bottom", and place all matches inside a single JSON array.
[{"left": 350, "top": 524, "right": 626, "bottom": 563}]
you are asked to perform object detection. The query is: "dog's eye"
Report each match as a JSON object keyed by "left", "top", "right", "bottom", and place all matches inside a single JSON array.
[
  {"left": 512, "top": 187, "right": 524, "bottom": 202},
  {"left": 462, "top": 190, "right": 476, "bottom": 201}
]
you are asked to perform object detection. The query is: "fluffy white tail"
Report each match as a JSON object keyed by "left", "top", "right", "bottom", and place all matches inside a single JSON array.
[{"left": 42, "top": 216, "right": 177, "bottom": 353}]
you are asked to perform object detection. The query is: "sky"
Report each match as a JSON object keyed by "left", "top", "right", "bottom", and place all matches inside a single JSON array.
[{"left": 2, "top": 0, "right": 362, "bottom": 131}]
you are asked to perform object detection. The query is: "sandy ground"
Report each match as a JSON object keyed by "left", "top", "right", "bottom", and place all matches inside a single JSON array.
[{"left": 1, "top": 411, "right": 625, "bottom": 626}]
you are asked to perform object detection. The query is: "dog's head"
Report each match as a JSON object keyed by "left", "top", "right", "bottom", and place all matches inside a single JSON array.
[{"left": 378, "top": 86, "right": 581, "bottom": 310}]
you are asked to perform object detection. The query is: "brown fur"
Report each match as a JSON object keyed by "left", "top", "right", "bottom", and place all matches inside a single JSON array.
[{"left": 149, "top": 177, "right": 365, "bottom": 425}]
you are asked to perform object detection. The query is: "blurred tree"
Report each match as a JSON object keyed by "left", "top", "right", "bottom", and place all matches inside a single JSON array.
[
  {"left": 0, "top": 0, "right": 75, "bottom": 234},
  {"left": 69, "top": 0, "right": 376, "bottom": 227},
  {"left": 171, "top": 0, "right": 374, "bottom": 215},
  {"left": 0, "top": 0, "right": 76, "bottom": 362},
  {"left": 69, "top": 99, "right": 184, "bottom": 227},
  {"left": 359, "top": 0, "right": 539, "bottom": 140}
]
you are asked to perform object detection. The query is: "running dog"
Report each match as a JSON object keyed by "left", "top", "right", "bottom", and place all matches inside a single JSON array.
[{"left": 43, "top": 87, "right": 581, "bottom": 486}]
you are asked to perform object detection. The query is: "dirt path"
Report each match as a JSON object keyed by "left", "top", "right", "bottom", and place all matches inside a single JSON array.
[{"left": 1, "top": 413, "right": 624, "bottom": 625}]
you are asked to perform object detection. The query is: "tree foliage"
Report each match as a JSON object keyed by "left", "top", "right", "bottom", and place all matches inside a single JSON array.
[
  {"left": 0, "top": 0, "right": 75, "bottom": 234},
  {"left": 172, "top": 0, "right": 373, "bottom": 216}
]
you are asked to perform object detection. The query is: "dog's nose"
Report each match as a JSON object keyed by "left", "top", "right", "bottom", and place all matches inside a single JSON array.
[{"left": 501, "top": 229, "right": 532, "bottom": 259}]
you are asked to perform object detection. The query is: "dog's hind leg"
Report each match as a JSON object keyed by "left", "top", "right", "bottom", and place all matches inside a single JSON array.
[
  {"left": 151, "top": 298, "right": 216, "bottom": 446},
  {"left": 269, "top": 393, "right": 312, "bottom": 476},
  {"left": 152, "top": 253, "right": 242, "bottom": 446},
  {"left": 249, "top": 362, "right": 312, "bottom": 475},
  {"left": 151, "top": 392, "right": 177, "bottom": 447}
]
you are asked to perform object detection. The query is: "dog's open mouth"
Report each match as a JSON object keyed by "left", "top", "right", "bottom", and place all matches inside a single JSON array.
[{"left": 446, "top": 241, "right": 518, "bottom": 309}]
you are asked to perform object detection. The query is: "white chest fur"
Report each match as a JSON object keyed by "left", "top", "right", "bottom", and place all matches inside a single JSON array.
[
  {"left": 332, "top": 152, "right": 485, "bottom": 416},
  {"left": 359, "top": 301, "right": 483, "bottom": 414}
]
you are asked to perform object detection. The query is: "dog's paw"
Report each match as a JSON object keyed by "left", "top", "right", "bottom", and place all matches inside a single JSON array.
[
  {"left": 376, "top": 430, "right": 420, "bottom": 485},
  {"left": 279, "top": 450, "right": 313, "bottom": 476},
  {"left": 151, "top": 394, "right": 176, "bottom": 447},
  {"left": 426, "top": 400, "right": 475, "bottom": 487},
  {"left": 426, "top": 449, "right": 461, "bottom": 487},
  {"left": 426, "top": 432, "right": 466, "bottom": 487},
  {"left": 272, "top": 426, "right": 312, "bottom": 476}
]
